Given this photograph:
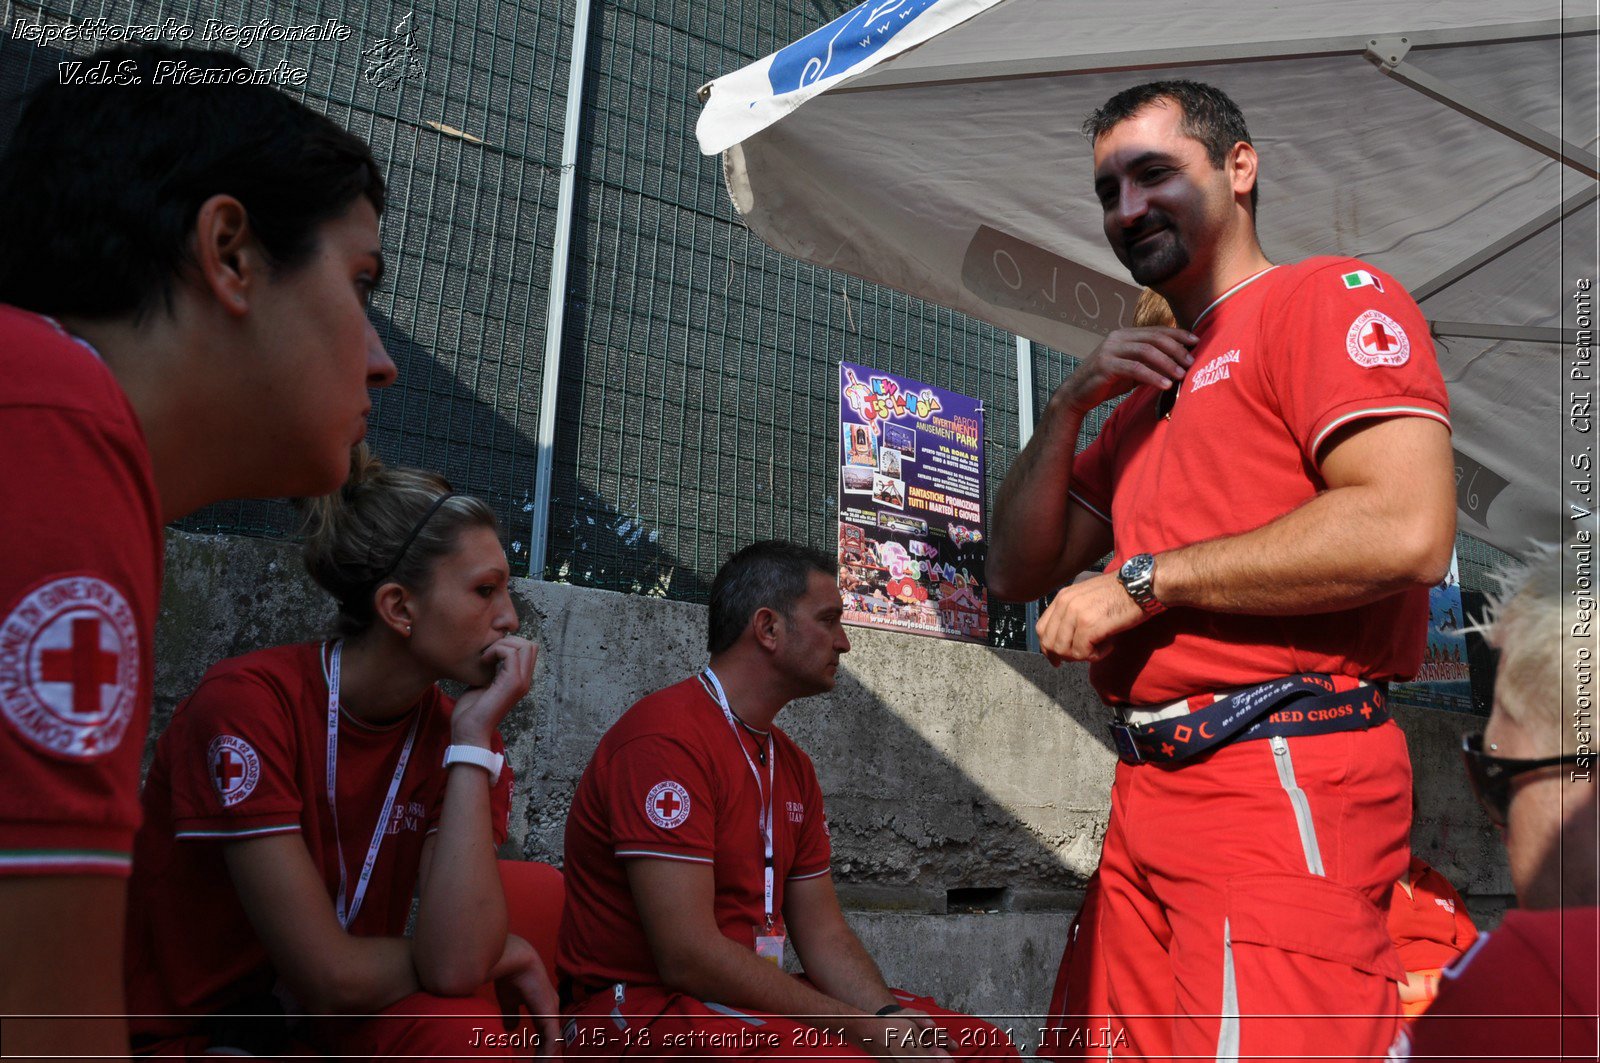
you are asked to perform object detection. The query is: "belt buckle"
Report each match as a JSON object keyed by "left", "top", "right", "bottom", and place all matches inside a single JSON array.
[{"left": 1108, "top": 721, "right": 1144, "bottom": 765}]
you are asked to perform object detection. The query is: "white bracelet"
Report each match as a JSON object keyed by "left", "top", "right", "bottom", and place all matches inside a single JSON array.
[{"left": 442, "top": 744, "right": 503, "bottom": 785}]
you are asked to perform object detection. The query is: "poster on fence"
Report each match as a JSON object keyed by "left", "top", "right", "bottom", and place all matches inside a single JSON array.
[
  {"left": 837, "top": 362, "right": 989, "bottom": 642},
  {"left": 1390, "top": 552, "right": 1477, "bottom": 713}
]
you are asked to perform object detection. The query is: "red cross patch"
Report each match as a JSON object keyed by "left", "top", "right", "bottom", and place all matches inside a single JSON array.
[
  {"left": 0, "top": 576, "right": 139, "bottom": 758},
  {"left": 645, "top": 780, "right": 691, "bottom": 829},
  {"left": 207, "top": 734, "right": 262, "bottom": 807},
  {"left": 1346, "top": 310, "right": 1411, "bottom": 367}
]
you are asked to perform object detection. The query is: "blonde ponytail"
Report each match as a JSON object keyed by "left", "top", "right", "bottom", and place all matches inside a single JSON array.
[{"left": 297, "top": 445, "right": 499, "bottom": 636}]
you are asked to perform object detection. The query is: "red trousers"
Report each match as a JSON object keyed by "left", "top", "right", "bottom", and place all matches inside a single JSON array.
[
  {"left": 563, "top": 982, "right": 1020, "bottom": 1060},
  {"left": 1063, "top": 724, "right": 1411, "bottom": 1061},
  {"left": 135, "top": 860, "right": 560, "bottom": 1059},
  {"left": 1040, "top": 870, "right": 1114, "bottom": 1061}
]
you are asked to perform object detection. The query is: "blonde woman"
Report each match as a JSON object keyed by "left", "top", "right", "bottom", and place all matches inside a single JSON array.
[{"left": 125, "top": 449, "right": 560, "bottom": 1058}]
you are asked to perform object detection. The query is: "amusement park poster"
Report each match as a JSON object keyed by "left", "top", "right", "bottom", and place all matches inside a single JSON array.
[{"left": 837, "top": 362, "right": 988, "bottom": 643}]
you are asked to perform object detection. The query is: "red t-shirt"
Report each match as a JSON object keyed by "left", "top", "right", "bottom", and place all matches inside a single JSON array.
[
  {"left": 125, "top": 642, "right": 512, "bottom": 1043},
  {"left": 1395, "top": 907, "right": 1599, "bottom": 1061},
  {"left": 557, "top": 676, "right": 832, "bottom": 993},
  {"left": 1070, "top": 258, "right": 1451, "bottom": 705},
  {"left": 1388, "top": 856, "right": 1478, "bottom": 971},
  {"left": 0, "top": 304, "right": 162, "bottom": 876}
]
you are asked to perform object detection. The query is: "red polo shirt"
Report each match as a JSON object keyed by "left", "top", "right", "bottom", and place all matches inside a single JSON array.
[
  {"left": 1070, "top": 257, "right": 1450, "bottom": 705},
  {"left": 125, "top": 643, "right": 512, "bottom": 1045},
  {"left": 557, "top": 676, "right": 831, "bottom": 994},
  {"left": 1396, "top": 907, "right": 1598, "bottom": 1061}
]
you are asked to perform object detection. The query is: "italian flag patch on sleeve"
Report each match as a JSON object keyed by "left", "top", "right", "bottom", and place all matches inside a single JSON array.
[{"left": 1341, "top": 269, "right": 1384, "bottom": 292}]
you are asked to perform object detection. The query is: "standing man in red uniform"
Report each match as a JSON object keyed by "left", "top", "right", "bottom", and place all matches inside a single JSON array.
[
  {"left": 1394, "top": 543, "right": 1597, "bottom": 1061},
  {"left": 0, "top": 46, "right": 396, "bottom": 1059},
  {"left": 989, "top": 80, "right": 1457, "bottom": 1060},
  {"left": 558, "top": 541, "right": 1018, "bottom": 1060}
]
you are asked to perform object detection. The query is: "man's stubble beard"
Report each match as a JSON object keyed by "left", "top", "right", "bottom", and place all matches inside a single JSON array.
[{"left": 1125, "top": 229, "right": 1190, "bottom": 288}]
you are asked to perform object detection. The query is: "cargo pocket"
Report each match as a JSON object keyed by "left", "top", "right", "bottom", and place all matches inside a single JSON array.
[{"left": 1217, "top": 872, "right": 1404, "bottom": 1062}]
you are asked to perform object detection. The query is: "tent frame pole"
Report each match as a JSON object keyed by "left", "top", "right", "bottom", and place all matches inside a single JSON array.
[
  {"left": 1366, "top": 36, "right": 1600, "bottom": 179},
  {"left": 1431, "top": 321, "right": 1581, "bottom": 345},
  {"left": 1415, "top": 187, "right": 1598, "bottom": 302},
  {"left": 1015, "top": 335, "right": 1041, "bottom": 653}
]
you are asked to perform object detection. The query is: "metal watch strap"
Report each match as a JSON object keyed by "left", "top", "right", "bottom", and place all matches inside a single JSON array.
[{"left": 1119, "top": 553, "right": 1164, "bottom": 614}]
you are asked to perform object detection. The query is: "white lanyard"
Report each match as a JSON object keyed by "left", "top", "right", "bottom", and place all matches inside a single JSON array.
[
  {"left": 324, "top": 641, "right": 420, "bottom": 930},
  {"left": 699, "top": 667, "right": 777, "bottom": 931}
]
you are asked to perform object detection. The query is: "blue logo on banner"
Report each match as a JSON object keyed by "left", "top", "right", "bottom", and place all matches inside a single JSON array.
[{"left": 768, "top": 0, "right": 940, "bottom": 95}]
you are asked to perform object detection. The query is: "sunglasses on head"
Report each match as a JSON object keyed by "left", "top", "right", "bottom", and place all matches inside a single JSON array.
[{"left": 1460, "top": 732, "right": 1581, "bottom": 828}]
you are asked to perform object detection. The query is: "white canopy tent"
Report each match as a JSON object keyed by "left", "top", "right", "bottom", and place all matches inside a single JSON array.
[{"left": 696, "top": 0, "right": 1598, "bottom": 558}]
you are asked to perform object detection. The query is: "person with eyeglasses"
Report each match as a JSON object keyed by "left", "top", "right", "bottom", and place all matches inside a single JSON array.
[{"left": 1391, "top": 543, "right": 1597, "bottom": 1061}]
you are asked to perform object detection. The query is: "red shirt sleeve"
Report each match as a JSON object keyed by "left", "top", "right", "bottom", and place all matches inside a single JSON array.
[
  {"left": 604, "top": 733, "right": 716, "bottom": 865},
  {"left": 1262, "top": 260, "right": 1450, "bottom": 465},
  {"left": 164, "top": 672, "right": 304, "bottom": 842},
  {"left": 786, "top": 749, "right": 831, "bottom": 881},
  {"left": 0, "top": 396, "right": 159, "bottom": 876}
]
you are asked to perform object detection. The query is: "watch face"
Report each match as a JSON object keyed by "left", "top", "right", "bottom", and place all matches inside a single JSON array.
[{"left": 1121, "top": 554, "right": 1152, "bottom": 580}]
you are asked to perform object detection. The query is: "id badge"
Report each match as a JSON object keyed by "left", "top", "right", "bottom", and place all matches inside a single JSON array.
[{"left": 754, "top": 930, "right": 786, "bottom": 967}]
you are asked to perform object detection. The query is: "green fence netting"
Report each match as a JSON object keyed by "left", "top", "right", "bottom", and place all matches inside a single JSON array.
[
  {"left": 2, "top": 0, "right": 571, "bottom": 567},
  {"left": 544, "top": 0, "right": 1027, "bottom": 646}
]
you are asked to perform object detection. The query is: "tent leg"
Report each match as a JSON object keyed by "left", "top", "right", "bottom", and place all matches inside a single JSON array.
[
  {"left": 1015, "top": 335, "right": 1041, "bottom": 654},
  {"left": 528, "top": 0, "right": 597, "bottom": 579}
]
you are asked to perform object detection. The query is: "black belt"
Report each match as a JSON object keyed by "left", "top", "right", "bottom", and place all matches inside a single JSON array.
[{"left": 1109, "top": 674, "right": 1390, "bottom": 766}]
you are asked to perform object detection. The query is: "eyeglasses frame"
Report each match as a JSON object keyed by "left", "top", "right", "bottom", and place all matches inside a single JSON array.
[{"left": 1460, "top": 731, "right": 1582, "bottom": 828}]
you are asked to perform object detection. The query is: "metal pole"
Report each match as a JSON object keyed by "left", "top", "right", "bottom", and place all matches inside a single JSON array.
[
  {"left": 1015, "top": 335, "right": 1041, "bottom": 653},
  {"left": 1366, "top": 35, "right": 1600, "bottom": 179},
  {"left": 528, "top": 0, "right": 595, "bottom": 579}
]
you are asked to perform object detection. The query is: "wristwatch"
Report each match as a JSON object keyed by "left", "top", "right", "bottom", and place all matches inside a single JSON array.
[
  {"left": 1117, "top": 553, "right": 1166, "bottom": 615},
  {"left": 442, "top": 744, "right": 504, "bottom": 785}
]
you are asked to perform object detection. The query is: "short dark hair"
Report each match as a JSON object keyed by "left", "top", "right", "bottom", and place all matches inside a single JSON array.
[
  {"left": 0, "top": 46, "right": 386, "bottom": 322},
  {"left": 708, "top": 541, "right": 838, "bottom": 655},
  {"left": 1082, "top": 79, "right": 1258, "bottom": 213}
]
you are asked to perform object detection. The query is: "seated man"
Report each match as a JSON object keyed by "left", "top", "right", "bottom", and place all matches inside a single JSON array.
[
  {"left": 1393, "top": 542, "right": 1598, "bottom": 1060},
  {"left": 558, "top": 540, "right": 1018, "bottom": 1060}
]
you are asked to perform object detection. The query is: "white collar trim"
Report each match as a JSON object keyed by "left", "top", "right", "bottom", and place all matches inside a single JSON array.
[{"left": 1191, "top": 265, "right": 1279, "bottom": 330}]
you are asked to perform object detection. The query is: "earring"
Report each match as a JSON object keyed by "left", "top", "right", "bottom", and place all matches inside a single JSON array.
[{"left": 405, "top": 624, "right": 412, "bottom": 636}]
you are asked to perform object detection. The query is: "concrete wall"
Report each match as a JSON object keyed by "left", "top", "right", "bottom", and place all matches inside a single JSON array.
[{"left": 153, "top": 531, "right": 1511, "bottom": 1048}]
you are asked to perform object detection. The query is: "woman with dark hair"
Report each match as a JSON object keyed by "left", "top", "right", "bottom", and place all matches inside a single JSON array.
[
  {"left": 124, "top": 449, "right": 560, "bottom": 1058},
  {"left": 0, "top": 45, "right": 398, "bottom": 1054}
]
